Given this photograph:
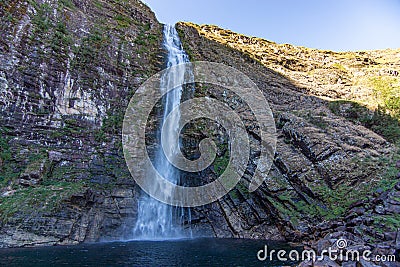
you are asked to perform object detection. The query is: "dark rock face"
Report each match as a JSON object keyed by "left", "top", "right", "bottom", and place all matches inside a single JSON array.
[
  {"left": 1, "top": 188, "right": 139, "bottom": 247},
  {"left": 0, "top": 0, "right": 399, "bottom": 250},
  {"left": 175, "top": 22, "right": 399, "bottom": 245},
  {"left": 0, "top": 0, "right": 163, "bottom": 247}
]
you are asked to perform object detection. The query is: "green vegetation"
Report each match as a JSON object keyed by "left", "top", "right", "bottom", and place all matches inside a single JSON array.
[
  {"left": 62, "top": 117, "right": 85, "bottom": 135},
  {"left": 329, "top": 100, "right": 400, "bottom": 144},
  {"left": 102, "top": 111, "right": 124, "bottom": 134},
  {"left": 103, "top": 157, "right": 129, "bottom": 180},
  {"left": 115, "top": 14, "right": 132, "bottom": 29},
  {"left": 269, "top": 150, "right": 400, "bottom": 223},
  {"left": 1, "top": 1, "right": 16, "bottom": 24},
  {"left": 0, "top": 136, "right": 11, "bottom": 163},
  {"left": 0, "top": 0, "right": 165, "bottom": 226},
  {"left": 51, "top": 21, "right": 73, "bottom": 54},
  {"left": 50, "top": 165, "right": 76, "bottom": 180},
  {"left": 94, "top": 129, "right": 107, "bottom": 143},
  {"left": 229, "top": 189, "right": 240, "bottom": 200},
  {"left": 213, "top": 152, "right": 229, "bottom": 176},
  {"left": 31, "top": 2, "right": 52, "bottom": 32},
  {"left": 0, "top": 181, "right": 85, "bottom": 221},
  {"left": 369, "top": 76, "right": 400, "bottom": 119},
  {"left": 332, "top": 63, "right": 347, "bottom": 72},
  {"left": 268, "top": 195, "right": 300, "bottom": 226},
  {"left": 236, "top": 182, "right": 250, "bottom": 197},
  {"left": 373, "top": 214, "right": 400, "bottom": 233},
  {"left": 213, "top": 141, "right": 229, "bottom": 176},
  {"left": 315, "top": 152, "right": 399, "bottom": 219},
  {"left": 94, "top": 109, "right": 125, "bottom": 143},
  {"left": 1, "top": 146, "right": 47, "bottom": 187},
  {"left": 132, "top": 22, "right": 158, "bottom": 47},
  {"left": 59, "top": 0, "right": 76, "bottom": 9},
  {"left": 28, "top": 1, "right": 76, "bottom": 65},
  {"left": 0, "top": 136, "right": 87, "bottom": 221},
  {"left": 273, "top": 190, "right": 334, "bottom": 224},
  {"left": 229, "top": 182, "right": 250, "bottom": 200},
  {"left": 176, "top": 26, "right": 195, "bottom": 60},
  {"left": 134, "top": 32, "right": 158, "bottom": 46},
  {"left": 330, "top": 77, "right": 400, "bottom": 143},
  {"left": 0, "top": 136, "right": 18, "bottom": 188},
  {"left": 50, "top": 130, "right": 64, "bottom": 139},
  {"left": 72, "top": 29, "right": 108, "bottom": 69},
  {"left": 304, "top": 111, "right": 328, "bottom": 129}
]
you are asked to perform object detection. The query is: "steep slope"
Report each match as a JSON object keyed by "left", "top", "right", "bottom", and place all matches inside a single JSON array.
[
  {"left": 176, "top": 22, "right": 400, "bottom": 249},
  {"left": 182, "top": 23, "right": 400, "bottom": 143},
  {"left": 1, "top": 0, "right": 399, "bottom": 252},
  {"left": 185, "top": 24, "right": 400, "bottom": 109},
  {"left": 0, "top": 0, "right": 163, "bottom": 247}
]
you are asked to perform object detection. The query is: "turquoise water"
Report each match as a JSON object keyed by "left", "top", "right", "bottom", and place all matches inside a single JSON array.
[{"left": 0, "top": 238, "right": 299, "bottom": 266}]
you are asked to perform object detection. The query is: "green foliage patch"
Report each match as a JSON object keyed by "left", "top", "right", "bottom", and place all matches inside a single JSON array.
[
  {"left": 329, "top": 100, "right": 400, "bottom": 144},
  {"left": 369, "top": 76, "right": 400, "bottom": 119},
  {"left": 0, "top": 181, "right": 85, "bottom": 221}
]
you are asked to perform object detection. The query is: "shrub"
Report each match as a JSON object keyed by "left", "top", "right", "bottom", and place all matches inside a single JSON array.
[{"left": 329, "top": 100, "right": 400, "bottom": 144}]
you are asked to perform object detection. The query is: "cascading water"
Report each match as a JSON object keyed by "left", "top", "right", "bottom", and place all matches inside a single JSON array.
[{"left": 132, "top": 24, "right": 192, "bottom": 239}]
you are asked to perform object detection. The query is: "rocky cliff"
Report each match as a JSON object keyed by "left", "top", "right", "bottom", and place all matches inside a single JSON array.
[
  {"left": 0, "top": 0, "right": 164, "bottom": 247},
  {"left": 175, "top": 22, "right": 400, "bottom": 254},
  {"left": 0, "top": 0, "right": 399, "bottom": 255}
]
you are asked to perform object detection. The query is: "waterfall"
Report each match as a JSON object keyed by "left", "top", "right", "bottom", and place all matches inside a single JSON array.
[{"left": 132, "top": 24, "right": 192, "bottom": 239}]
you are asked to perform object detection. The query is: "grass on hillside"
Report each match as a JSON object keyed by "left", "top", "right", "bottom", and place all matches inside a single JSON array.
[{"left": 329, "top": 100, "right": 400, "bottom": 144}]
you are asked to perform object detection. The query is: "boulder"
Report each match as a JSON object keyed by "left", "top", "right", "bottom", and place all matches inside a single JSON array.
[
  {"left": 313, "top": 256, "right": 340, "bottom": 267},
  {"left": 358, "top": 258, "right": 380, "bottom": 267},
  {"left": 48, "top": 151, "right": 63, "bottom": 162}
]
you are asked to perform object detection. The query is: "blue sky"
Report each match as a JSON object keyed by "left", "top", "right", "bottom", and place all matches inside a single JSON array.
[{"left": 142, "top": 0, "right": 400, "bottom": 51}]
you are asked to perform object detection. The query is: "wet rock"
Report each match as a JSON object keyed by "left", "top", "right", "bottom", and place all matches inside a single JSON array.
[{"left": 0, "top": 230, "right": 60, "bottom": 248}]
